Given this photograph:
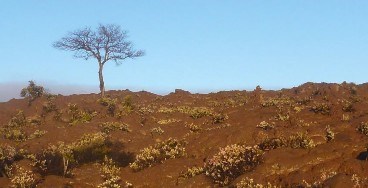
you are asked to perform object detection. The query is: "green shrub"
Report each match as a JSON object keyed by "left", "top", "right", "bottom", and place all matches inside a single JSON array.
[
  {"left": 37, "top": 132, "right": 109, "bottom": 176},
  {"left": 212, "top": 113, "right": 229, "bottom": 124},
  {"left": 8, "top": 111, "right": 27, "bottom": 128},
  {"left": 259, "top": 133, "right": 314, "bottom": 150},
  {"left": 150, "top": 127, "right": 164, "bottom": 137},
  {"left": 342, "top": 100, "right": 354, "bottom": 112},
  {"left": 157, "top": 119, "right": 180, "bottom": 125},
  {"left": 42, "top": 96, "right": 58, "bottom": 115},
  {"left": 0, "top": 145, "right": 17, "bottom": 177},
  {"left": 288, "top": 132, "right": 315, "bottom": 149},
  {"left": 10, "top": 166, "right": 38, "bottom": 188},
  {"left": 261, "top": 97, "right": 292, "bottom": 108},
  {"left": 97, "top": 156, "right": 122, "bottom": 188},
  {"left": 256, "top": 121, "right": 275, "bottom": 130},
  {"left": 204, "top": 144, "right": 263, "bottom": 186},
  {"left": 189, "top": 107, "right": 213, "bottom": 119},
  {"left": 100, "top": 122, "right": 131, "bottom": 134},
  {"left": 27, "top": 116, "right": 42, "bottom": 126},
  {"left": 3, "top": 129, "right": 27, "bottom": 142},
  {"left": 129, "top": 138, "right": 186, "bottom": 171},
  {"left": 186, "top": 123, "right": 202, "bottom": 133},
  {"left": 178, "top": 166, "right": 204, "bottom": 179},
  {"left": 122, "top": 95, "right": 135, "bottom": 114},
  {"left": 357, "top": 122, "right": 368, "bottom": 136},
  {"left": 236, "top": 177, "right": 276, "bottom": 188},
  {"left": 20, "top": 80, "right": 45, "bottom": 104},
  {"left": 98, "top": 97, "right": 117, "bottom": 116},
  {"left": 310, "top": 103, "right": 331, "bottom": 115},
  {"left": 28, "top": 130, "right": 47, "bottom": 139},
  {"left": 325, "top": 125, "right": 334, "bottom": 142},
  {"left": 258, "top": 137, "right": 286, "bottom": 150},
  {"left": 67, "top": 103, "right": 97, "bottom": 125}
]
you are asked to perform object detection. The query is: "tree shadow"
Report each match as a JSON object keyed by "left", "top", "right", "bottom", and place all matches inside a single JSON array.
[
  {"left": 109, "top": 141, "right": 135, "bottom": 167},
  {"left": 356, "top": 151, "right": 368, "bottom": 160}
]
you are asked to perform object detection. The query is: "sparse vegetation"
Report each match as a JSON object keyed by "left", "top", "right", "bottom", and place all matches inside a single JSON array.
[
  {"left": 258, "top": 137, "right": 286, "bottom": 150},
  {"left": 2, "top": 83, "right": 368, "bottom": 187},
  {"left": 121, "top": 95, "right": 135, "bottom": 114},
  {"left": 37, "top": 132, "right": 109, "bottom": 176},
  {"left": 129, "top": 138, "right": 186, "bottom": 171},
  {"left": 288, "top": 132, "right": 315, "bottom": 149},
  {"left": 186, "top": 123, "right": 202, "bottom": 133},
  {"left": 0, "top": 145, "right": 17, "bottom": 177},
  {"left": 97, "top": 156, "right": 122, "bottom": 188},
  {"left": 357, "top": 122, "right": 368, "bottom": 136},
  {"left": 256, "top": 121, "right": 275, "bottom": 130},
  {"left": 98, "top": 97, "right": 117, "bottom": 116},
  {"left": 212, "top": 113, "right": 229, "bottom": 124},
  {"left": 236, "top": 177, "right": 277, "bottom": 188},
  {"left": 67, "top": 103, "right": 97, "bottom": 125},
  {"left": 157, "top": 118, "right": 180, "bottom": 125},
  {"left": 310, "top": 103, "right": 331, "bottom": 115},
  {"left": 10, "top": 166, "right": 38, "bottom": 188},
  {"left": 325, "top": 125, "right": 335, "bottom": 142},
  {"left": 204, "top": 144, "right": 263, "bottom": 186},
  {"left": 178, "top": 166, "right": 204, "bottom": 179},
  {"left": 100, "top": 122, "right": 131, "bottom": 134},
  {"left": 150, "top": 127, "right": 164, "bottom": 136}
]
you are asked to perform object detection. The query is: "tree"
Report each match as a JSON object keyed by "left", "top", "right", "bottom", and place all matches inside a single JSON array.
[
  {"left": 53, "top": 24, "right": 144, "bottom": 97},
  {"left": 20, "top": 80, "right": 45, "bottom": 104}
]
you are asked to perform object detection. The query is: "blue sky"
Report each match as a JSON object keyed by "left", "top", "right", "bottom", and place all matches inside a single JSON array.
[{"left": 1, "top": 1, "right": 368, "bottom": 101}]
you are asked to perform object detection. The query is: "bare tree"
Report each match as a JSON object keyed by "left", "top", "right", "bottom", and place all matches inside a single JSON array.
[{"left": 53, "top": 24, "right": 144, "bottom": 97}]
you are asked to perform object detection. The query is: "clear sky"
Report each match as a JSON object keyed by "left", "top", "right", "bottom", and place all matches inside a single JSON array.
[{"left": 1, "top": 1, "right": 368, "bottom": 101}]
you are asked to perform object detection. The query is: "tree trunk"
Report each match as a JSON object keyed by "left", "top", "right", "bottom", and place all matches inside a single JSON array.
[{"left": 98, "top": 64, "right": 105, "bottom": 97}]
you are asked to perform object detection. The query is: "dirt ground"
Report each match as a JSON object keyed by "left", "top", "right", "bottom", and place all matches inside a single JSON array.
[{"left": 0, "top": 82, "right": 368, "bottom": 187}]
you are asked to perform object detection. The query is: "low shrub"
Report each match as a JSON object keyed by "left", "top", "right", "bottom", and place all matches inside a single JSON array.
[
  {"left": 27, "top": 116, "right": 42, "bottom": 126},
  {"left": 236, "top": 177, "right": 276, "bottom": 188},
  {"left": 204, "top": 144, "right": 263, "bottom": 186},
  {"left": 357, "top": 122, "right": 368, "bottom": 136},
  {"left": 42, "top": 96, "right": 58, "bottom": 115},
  {"left": 310, "top": 103, "right": 331, "bottom": 115},
  {"left": 37, "top": 132, "right": 109, "bottom": 176},
  {"left": 186, "top": 123, "right": 202, "bottom": 133},
  {"left": 342, "top": 100, "right": 354, "bottom": 112},
  {"left": 178, "top": 166, "right": 204, "bottom": 179},
  {"left": 212, "top": 113, "right": 229, "bottom": 124},
  {"left": 121, "top": 95, "right": 135, "bottom": 114},
  {"left": 98, "top": 97, "right": 117, "bottom": 116},
  {"left": 188, "top": 107, "right": 214, "bottom": 119},
  {"left": 157, "top": 119, "right": 180, "bottom": 125},
  {"left": 256, "top": 121, "right": 275, "bottom": 130},
  {"left": 98, "top": 156, "right": 122, "bottom": 188},
  {"left": 325, "top": 125, "right": 334, "bottom": 142},
  {"left": 129, "top": 138, "right": 186, "bottom": 171},
  {"left": 3, "top": 129, "right": 28, "bottom": 142},
  {"left": 150, "top": 127, "right": 164, "bottom": 136},
  {"left": 67, "top": 103, "right": 97, "bottom": 126},
  {"left": 8, "top": 111, "right": 27, "bottom": 128},
  {"left": 0, "top": 145, "right": 17, "bottom": 177},
  {"left": 288, "top": 132, "right": 315, "bottom": 149},
  {"left": 10, "top": 166, "right": 38, "bottom": 188},
  {"left": 258, "top": 137, "right": 286, "bottom": 151},
  {"left": 100, "top": 122, "right": 131, "bottom": 134}
]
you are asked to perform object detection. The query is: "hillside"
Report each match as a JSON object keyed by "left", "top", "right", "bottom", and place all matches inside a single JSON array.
[{"left": 0, "top": 82, "right": 368, "bottom": 187}]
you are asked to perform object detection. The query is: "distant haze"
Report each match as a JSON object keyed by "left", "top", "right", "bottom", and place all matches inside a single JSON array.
[{"left": 0, "top": 82, "right": 99, "bottom": 102}]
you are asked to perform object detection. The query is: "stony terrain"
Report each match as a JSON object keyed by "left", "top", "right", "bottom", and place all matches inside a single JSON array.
[{"left": 0, "top": 82, "right": 368, "bottom": 188}]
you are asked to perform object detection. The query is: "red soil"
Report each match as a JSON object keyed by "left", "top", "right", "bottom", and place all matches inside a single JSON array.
[{"left": 0, "top": 82, "right": 368, "bottom": 187}]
